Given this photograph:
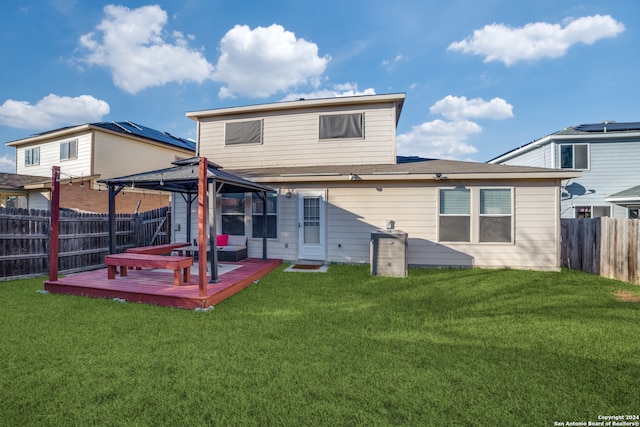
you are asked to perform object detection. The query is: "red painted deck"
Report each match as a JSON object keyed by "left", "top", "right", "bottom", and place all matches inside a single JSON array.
[{"left": 44, "top": 258, "right": 282, "bottom": 309}]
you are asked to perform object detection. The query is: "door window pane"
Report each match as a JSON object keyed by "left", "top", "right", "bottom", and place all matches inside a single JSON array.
[{"left": 303, "top": 197, "right": 320, "bottom": 244}]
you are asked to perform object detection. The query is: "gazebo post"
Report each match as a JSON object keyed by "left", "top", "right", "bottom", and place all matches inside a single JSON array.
[
  {"left": 208, "top": 181, "right": 219, "bottom": 283},
  {"left": 49, "top": 166, "right": 60, "bottom": 281},
  {"left": 107, "top": 184, "right": 124, "bottom": 254},
  {"left": 197, "top": 157, "right": 209, "bottom": 296},
  {"left": 260, "top": 191, "right": 268, "bottom": 260}
]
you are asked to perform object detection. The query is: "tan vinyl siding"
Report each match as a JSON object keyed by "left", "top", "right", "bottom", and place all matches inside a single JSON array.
[
  {"left": 260, "top": 180, "right": 560, "bottom": 271},
  {"left": 198, "top": 103, "right": 397, "bottom": 169},
  {"left": 93, "top": 132, "right": 188, "bottom": 179}
]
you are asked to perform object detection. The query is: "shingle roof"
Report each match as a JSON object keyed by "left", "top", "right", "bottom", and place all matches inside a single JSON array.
[
  {"left": 607, "top": 185, "right": 640, "bottom": 199},
  {"left": 0, "top": 172, "right": 49, "bottom": 190},
  {"left": 229, "top": 157, "right": 579, "bottom": 181}
]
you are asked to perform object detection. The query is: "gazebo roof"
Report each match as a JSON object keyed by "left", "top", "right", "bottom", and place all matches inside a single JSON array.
[{"left": 98, "top": 157, "right": 272, "bottom": 194}]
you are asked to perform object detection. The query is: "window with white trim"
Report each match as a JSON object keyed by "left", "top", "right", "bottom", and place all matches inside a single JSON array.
[
  {"left": 60, "top": 140, "right": 77, "bottom": 161},
  {"left": 251, "top": 192, "right": 278, "bottom": 239},
  {"left": 560, "top": 144, "right": 588, "bottom": 169},
  {"left": 479, "top": 188, "right": 512, "bottom": 242},
  {"left": 220, "top": 193, "right": 246, "bottom": 235},
  {"left": 225, "top": 120, "right": 263, "bottom": 145},
  {"left": 576, "top": 205, "right": 610, "bottom": 218},
  {"left": 319, "top": 113, "right": 364, "bottom": 139},
  {"left": 25, "top": 147, "right": 40, "bottom": 166},
  {"left": 439, "top": 188, "right": 471, "bottom": 242}
]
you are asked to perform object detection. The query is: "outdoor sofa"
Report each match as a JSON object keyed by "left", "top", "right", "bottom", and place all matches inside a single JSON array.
[{"left": 216, "top": 234, "right": 248, "bottom": 262}]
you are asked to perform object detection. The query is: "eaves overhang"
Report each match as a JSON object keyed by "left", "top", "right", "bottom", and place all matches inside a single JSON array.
[
  {"left": 488, "top": 130, "right": 640, "bottom": 164},
  {"left": 237, "top": 170, "right": 582, "bottom": 184},
  {"left": 186, "top": 93, "right": 406, "bottom": 125}
]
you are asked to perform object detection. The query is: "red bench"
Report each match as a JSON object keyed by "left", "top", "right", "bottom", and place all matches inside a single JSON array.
[
  {"left": 125, "top": 242, "right": 190, "bottom": 255},
  {"left": 105, "top": 253, "right": 193, "bottom": 286}
]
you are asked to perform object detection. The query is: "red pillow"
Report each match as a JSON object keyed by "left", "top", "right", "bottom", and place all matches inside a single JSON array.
[{"left": 216, "top": 234, "right": 229, "bottom": 246}]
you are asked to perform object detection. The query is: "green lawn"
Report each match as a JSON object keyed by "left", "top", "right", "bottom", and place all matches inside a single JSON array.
[{"left": 1, "top": 266, "right": 639, "bottom": 426}]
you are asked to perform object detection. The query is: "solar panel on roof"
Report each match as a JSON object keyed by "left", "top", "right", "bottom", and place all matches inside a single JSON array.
[{"left": 574, "top": 122, "right": 640, "bottom": 132}]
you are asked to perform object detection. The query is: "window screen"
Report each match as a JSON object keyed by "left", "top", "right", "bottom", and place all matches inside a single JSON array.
[
  {"left": 479, "top": 189, "right": 512, "bottom": 242},
  {"left": 439, "top": 189, "right": 470, "bottom": 242},
  {"left": 252, "top": 192, "right": 277, "bottom": 239},
  {"left": 225, "top": 120, "right": 262, "bottom": 145},
  {"left": 319, "top": 113, "right": 363, "bottom": 139}
]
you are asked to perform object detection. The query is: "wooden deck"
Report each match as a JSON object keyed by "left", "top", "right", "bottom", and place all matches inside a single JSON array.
[{"left": 44, "top": 258, "right": 282, "bottom": 309}]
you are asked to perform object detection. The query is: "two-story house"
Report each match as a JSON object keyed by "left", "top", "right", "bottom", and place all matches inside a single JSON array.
[
  {"left": 174, "top": 93, "right": 578, "bottom": 271},
  {"left": 5, "top": 121, "right": 195, "bottom": 213},
  {"left": 488, "top": 121, "right": 640, "bottom": 219}
]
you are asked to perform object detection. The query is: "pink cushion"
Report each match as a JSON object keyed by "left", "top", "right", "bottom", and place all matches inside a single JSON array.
[{"left": 216, "top": 234, "right": 229, "bottom": 246}]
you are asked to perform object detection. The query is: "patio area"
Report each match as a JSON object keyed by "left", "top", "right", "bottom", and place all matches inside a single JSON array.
[{"left": 44, "top": 258, "right": 282, "bottom": 309}]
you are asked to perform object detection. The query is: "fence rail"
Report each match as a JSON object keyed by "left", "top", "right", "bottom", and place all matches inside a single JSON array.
[
  {"left": 0, "top": 206, "right": 170, "bottom": 280},
  {"left": 561, "top": 217, "right": 640, "bottom": 285}
]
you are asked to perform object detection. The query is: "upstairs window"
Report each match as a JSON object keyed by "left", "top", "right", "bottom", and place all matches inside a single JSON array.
[
  {"left": 560, "top": 144, "right": 588, "bottom": 169},
  {"left": 439, "top": 188, "right": 471, "bottom": 242},
  {"left": 25, "top": 147, "right": 40, "bottom": 166},
  {"left": 319, "top": 113, "right": 363, "bottom": 139},
  {"left": 225, "top": 120, "right": 263, "bottom": 145},
  {"left": 479, "top": 188, "right": 512, "bottom": 242},
  {"left": 60, "top": 140, "right": 77, "bottom": 161}
]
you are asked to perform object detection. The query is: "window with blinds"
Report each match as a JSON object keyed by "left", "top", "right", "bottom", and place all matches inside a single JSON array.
[
  {"left": 439, "top": 188, "right": 471, "bottom": 242},
  {"left": 479, "top": 188, "right": 512, "bottom": 242}
]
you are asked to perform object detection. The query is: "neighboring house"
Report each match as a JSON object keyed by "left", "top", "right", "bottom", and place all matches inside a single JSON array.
[
  {"left": 488, "top": 121, "right": 640, "bottom": 219},
  {"left": 175, "top": 93, "right": 578, "bottom": 271},
  {"left": 5, "top": 121, "right": 195, "bottom": 213},
  {"left": 0, "top": 172, "right": 49, "bottom": 208}
]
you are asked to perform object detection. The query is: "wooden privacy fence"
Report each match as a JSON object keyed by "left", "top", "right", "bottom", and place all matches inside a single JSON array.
[
  {"left": 561, "top": 217, "right": 640, "bottom": 285},
  {"left": 0, "top": 206, "right": 170, "bottom": 280}
]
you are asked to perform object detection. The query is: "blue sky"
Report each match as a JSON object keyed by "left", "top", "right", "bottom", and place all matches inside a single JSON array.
[{"left": 0, "top": 0, "right": 637, "bottom": 173}]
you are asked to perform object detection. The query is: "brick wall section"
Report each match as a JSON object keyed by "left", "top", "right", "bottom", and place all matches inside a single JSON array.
[{"left": 60, "top": 183, "right": 170, "bottom": 214}]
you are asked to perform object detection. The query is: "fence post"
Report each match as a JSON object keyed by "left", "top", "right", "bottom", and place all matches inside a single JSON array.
[{"left": 49, "top": 166, "right": 60, "bottom": 281}]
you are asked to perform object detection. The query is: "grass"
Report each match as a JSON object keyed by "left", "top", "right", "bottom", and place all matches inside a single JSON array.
[{"left": 1, "top": 266, "right": 639, "bottom": 426}]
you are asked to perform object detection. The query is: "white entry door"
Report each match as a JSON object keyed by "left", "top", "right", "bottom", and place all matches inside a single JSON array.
[{"left": 298, "top": 191, "right": 326, "bottom": 261}]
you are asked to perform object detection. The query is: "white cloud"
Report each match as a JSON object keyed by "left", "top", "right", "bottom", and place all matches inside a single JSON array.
[
  {"left": 448, "top": 14, "right": 624, "bottom": 65},
  {"left": 282, "top": 83, "right": 375, "bottom": 101},
  {"left": 214, "top": 24, "right": 330, "bottom": 98},
  {"left": 382, "top": 54, "right": 407, "bottom": 70},
  {"left": 398, "top": 94, "right": 513, "bottom": 160},
  {"left": 397, "top": 120, "right": 481, "bottom": 160},
  {"left": 0, "top": 155, "right": 16, "bottom": 173},
  {"left": 78, "top": 4, "right": 214, "bottom": 94},
  {"left": 0, "top": 94, "right": 110, "bottom": 129},
  {"left": 430, "top": 95, "right": 513, "bottom": 120}
]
